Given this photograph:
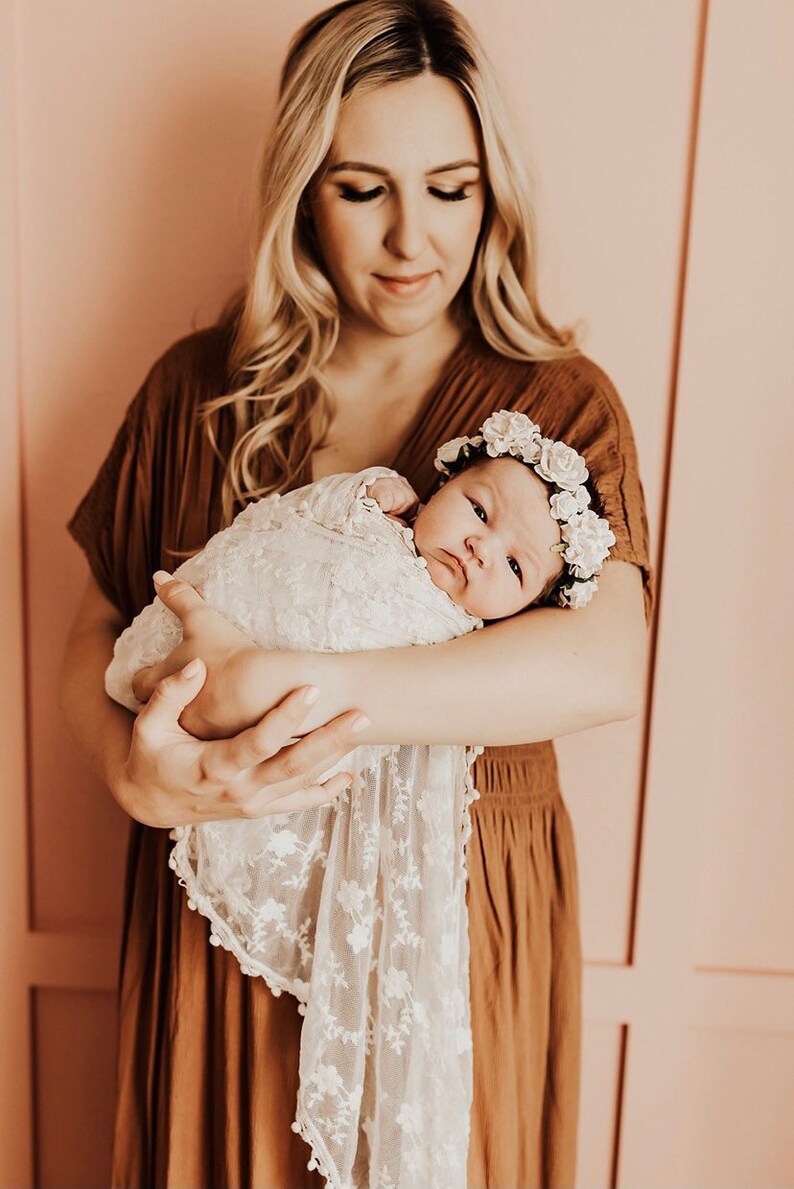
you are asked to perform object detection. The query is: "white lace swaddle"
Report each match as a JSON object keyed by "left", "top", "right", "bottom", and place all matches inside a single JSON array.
[{"left": 105, "top": 467, "right": 482, "bottom": 1189}]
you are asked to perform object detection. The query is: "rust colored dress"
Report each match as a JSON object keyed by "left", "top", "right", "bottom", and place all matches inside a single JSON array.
[{"left": 68, "top": 323, "right": 653, "bottom": 1189}]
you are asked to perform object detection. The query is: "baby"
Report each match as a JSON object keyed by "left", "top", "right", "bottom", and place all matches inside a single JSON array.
[{"left": 105, "top": 410, "right": 613, "bottom": 1189}]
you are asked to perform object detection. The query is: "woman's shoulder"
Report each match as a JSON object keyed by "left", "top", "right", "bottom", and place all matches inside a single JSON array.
[
  {"left": 465, "top": 336, "right": 635, "bottom": 446},
  {"left": 131, "top": 322, "right": 234, "bottom": 420},
  {"left": 468, "top": 335, "right": 621, "bottom": 407}
]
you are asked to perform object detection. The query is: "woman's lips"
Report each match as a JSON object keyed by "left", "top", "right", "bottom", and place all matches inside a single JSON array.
[{"left": 374, "top": 272, "right": 435, "bottom": 297}]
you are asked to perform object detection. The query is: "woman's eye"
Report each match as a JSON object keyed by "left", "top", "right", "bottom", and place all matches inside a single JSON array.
[
  {"left": 470, "top": 500, "right": 487, "bottom": 523},
  {"left": 507, "top": 557, "right": 522, "bottom": 581},
  {"left": 339, "top": 185, "right": 384, "bottom": 203},
  {"left": 429, "top": 186, "right": 470, "bottom": 202}
]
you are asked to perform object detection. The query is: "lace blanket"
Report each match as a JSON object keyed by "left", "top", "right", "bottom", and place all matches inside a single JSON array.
[{"left": 105, "top": 468, "right": 482, "bottom": 1189}]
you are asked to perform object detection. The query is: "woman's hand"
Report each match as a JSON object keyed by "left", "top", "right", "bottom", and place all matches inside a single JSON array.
[
  {"left": 132, "top": 572, "right": 291, "bottom": 740},
  {"left": 117, "top": 656, "right": 368, "bottom": 827}
]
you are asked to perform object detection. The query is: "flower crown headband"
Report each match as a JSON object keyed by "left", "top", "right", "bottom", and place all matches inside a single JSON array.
[{"left": 434, "top": 410, "right": 616, "bottom": 609}]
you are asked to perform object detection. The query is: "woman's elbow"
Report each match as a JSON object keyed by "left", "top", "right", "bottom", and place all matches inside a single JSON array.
[{"left": 590, "top": 562, "right": 650, "bottom": 723}]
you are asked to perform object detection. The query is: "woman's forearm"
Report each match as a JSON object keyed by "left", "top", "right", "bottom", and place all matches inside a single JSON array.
[
  {"left": 262, "top": 560, "right": 648, "bottom": 746},
  {"left": 59, "top": 616, "right": 134, "bottom": 794}
]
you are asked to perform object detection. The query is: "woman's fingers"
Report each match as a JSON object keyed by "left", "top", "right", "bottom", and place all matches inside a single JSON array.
[
  {"left": 202, "top": 685, "right": 322, "bottom": 779},
  {"left": 249, "top": 770, "right": 354, "bottom": 817},
  {"left": 209, "top": 701, "right": 367, "bottom": 790}
]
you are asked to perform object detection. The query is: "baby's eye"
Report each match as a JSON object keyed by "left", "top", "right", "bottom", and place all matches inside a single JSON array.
[
  {"left": 339, "top": 185, "right": 385, "bottom": 203},
  {"left": 507, "top": 557, "right": 522, "bottom": 581},
  {"left": 470, "top": 500, "right": 487, "bottom": 523},
  {"left": 429, "top": 186, "right": 470, "bottom": 202}
]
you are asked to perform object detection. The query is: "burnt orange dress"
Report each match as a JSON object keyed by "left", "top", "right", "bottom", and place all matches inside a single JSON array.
[{"left": 68, "top": 322, "right": 653, "bottom": 1189}]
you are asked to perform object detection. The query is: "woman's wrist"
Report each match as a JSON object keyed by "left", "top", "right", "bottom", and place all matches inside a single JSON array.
[{"left": 243, "top": 646, "right": 345, "bottom": 732}]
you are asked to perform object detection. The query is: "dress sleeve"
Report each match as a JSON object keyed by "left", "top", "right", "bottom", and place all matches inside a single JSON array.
[
  {"left": 67, "top": 325, "right": 233, "bottom": 624},
  {"left": 510, "top": 355, "right": 656, "bottom": 624},
  {"left": 67, "top": 345, "right": 181, "bottom": 626}
]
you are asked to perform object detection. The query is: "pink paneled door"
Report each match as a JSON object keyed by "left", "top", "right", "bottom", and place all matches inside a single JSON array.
[{"left": 2, "top": 1, "right": 792, "bottom": 1186}]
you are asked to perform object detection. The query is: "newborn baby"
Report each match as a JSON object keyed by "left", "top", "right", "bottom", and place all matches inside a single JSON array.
[{"left": 105, "top": 410, "right": 614, "bottom": 1189}]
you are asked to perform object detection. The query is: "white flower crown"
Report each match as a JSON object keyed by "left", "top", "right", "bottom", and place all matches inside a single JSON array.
[{"left": 434, "top": 410, "right": 616, "bottom": 609}]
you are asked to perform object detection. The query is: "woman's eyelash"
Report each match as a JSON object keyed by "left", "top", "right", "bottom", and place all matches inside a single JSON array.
[
  {"left": 339, "top": 185, "right": 470, "bottom": 204},
  {"left": 431, "top": 187, "right": 470, "bottom": 202},
  {"left": 339, "top": 185, "right": 384, "bottom": 203}
]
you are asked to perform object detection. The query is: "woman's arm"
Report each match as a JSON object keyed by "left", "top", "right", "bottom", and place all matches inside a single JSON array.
[
  {"left": 59, "top": 573, "right": 367, "bottom": 826},
  {"left": 140, "top": 559, "right": 648, "bottom": 747}
]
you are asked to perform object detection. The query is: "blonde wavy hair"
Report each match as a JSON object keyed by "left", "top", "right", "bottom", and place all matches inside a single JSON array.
[{"left": 203, "top": 0, "right": 577, "bottom": 524}]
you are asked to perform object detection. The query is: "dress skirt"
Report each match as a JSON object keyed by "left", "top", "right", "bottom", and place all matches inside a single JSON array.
[{"left": 111, "top": 742, "right": 581, "bottom": 1189}]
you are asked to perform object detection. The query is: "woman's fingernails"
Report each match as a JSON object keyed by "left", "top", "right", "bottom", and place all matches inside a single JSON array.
[
  {"left": 351, "top": 714, "right": 371, "bottom": 734},
  {"left": 182, "top": 658, "right": 201, "bottom": 678},
  {"left": 302, "top": 686, "right": 320, "bottom": 705},
  {"left": 153, "top": 570, "right": 171, "bottom": 585}
]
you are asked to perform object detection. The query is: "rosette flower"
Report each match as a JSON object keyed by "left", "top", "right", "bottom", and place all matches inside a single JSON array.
[
  {"left": 558, "top": 577, "right": 599, "bottom": 608},
  {"left": 560, "top": 510, "right": 616, "bottom": 578},
  {"left": 481, "top": 410, "right": 542, "bottom": 461},
  {"left": 535, "top": 439, "right": 589, "bottom": 492},
  {"left": 549, "top": 486, "right": 591, "bottom": 521},
  {"left": 434, "top": 436, "right": 471, "bottom": 472}
]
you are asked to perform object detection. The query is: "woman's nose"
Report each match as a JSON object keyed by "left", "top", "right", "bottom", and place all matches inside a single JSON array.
[{"left": 384, "top": 195, "right": 428, "bottom": 261}]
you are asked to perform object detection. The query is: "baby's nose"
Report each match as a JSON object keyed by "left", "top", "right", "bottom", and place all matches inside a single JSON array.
[{"left": 465, "top": 535, "right": 491, "bottom": 566}]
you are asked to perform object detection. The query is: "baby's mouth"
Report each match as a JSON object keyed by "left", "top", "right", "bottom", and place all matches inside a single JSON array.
[{"left": 441, "top": 549, "right": 466, "bottom": 579}]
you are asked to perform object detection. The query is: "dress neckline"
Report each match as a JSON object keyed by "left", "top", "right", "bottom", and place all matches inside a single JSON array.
[{"left": 389, "top": 332, "right": 478, "bottom": 477}]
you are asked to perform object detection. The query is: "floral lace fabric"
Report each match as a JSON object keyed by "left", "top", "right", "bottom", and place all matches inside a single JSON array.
[{"left": 105, "top": 468, "right": 482, "bottom": 1189}]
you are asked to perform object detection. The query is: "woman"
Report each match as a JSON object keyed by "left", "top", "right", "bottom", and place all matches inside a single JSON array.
[{"left": 60, "top": 2, "right": 653, "bottom": 1186}]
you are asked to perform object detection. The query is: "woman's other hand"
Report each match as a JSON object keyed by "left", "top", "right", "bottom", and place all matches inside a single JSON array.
[
  {"left": 118, "top": 659, "right": 368, "bottom": 827},
  {"left": 132, "top": 572, "right": 289, "bottom": 739},
  {"left": 60, "top": 572, "right": 366, "bottom": 828}
]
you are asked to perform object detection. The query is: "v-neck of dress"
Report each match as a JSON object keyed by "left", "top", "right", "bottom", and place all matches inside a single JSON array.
[{"left": 295, "top": 333, "right": 480, "bottom": 497}]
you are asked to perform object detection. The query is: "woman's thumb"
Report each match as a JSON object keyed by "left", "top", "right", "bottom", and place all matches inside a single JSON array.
[{"left": 143, "top": 657, "right": 206, "bottom": 726}]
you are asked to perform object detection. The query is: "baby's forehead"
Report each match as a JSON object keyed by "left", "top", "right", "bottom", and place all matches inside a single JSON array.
[{"left": 460, "top": 456, "right": 550, "bottom": 506}]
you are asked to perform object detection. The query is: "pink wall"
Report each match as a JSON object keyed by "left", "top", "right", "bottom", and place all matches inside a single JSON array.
[{"left": 3, "top": 1, "right": 792, "bottom": 1186}]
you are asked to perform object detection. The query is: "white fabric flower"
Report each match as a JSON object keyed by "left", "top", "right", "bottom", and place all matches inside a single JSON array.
[
  {"left": 435, "top": 437, "right": 470, "bottom": 468},
  {"left": 383, "top": 966, "right": 411, "bottom": 1000},
  {"left": 337, "top": 879, "right": 366, "bottom": 915},
  {"left": 346, "top": 922, "right": 371, "bottom": 954},
  {"left": 561, "top": 510, "right": 616, "bottom": 577},
  {"left": 535, "top": 439, "right": 589, "bottom": 491},
  {"left": 312, "top": 1064, "right": 344, "bottom": 1096},
  {"left": 549, "top": 486, "right": 591, "bottom": 521},
  {"left": 559, "top": 578, "right": 599, "bottom": 608},
  {"left": 261, "top": 898, "right": 286, "bottom": 924},
  {"left": 396, "top": 1103, "right": 423, "bottom": 1137},
  {"left": 481, "top": 410, "right": 541, "bottom": 460},
  {"left": 266, "top": 830, "right": 298, "bottom": 858}
]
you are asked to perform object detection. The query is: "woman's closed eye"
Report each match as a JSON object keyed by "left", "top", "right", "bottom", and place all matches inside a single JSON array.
[{"left": 339, "top": 184, "right": 471, "bottom": 204}]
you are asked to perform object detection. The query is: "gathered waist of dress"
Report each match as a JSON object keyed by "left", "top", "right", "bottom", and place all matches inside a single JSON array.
[{"left": 472, "top": 740, "right": 562, "bottom": 808}]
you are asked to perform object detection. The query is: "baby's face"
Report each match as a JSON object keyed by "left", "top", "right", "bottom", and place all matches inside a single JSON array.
[{"left": 412, "top": 457, "right": 565, "bottom": 619}]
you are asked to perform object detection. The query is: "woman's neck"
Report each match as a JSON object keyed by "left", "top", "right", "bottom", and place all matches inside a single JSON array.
[{"left": 326, "top": 313, "right": 464, "bottom": 389}]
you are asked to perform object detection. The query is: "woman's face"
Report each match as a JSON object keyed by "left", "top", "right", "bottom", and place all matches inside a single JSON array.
[{"left": 309, "top": 73, "right": 486, "bottom": 340}]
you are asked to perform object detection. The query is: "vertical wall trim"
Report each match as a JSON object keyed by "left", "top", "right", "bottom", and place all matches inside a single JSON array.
[
  {"left": 609, "top": 1025, "right": 629, "bottom": 1189},
  {"left": 625, "top": 0, "right": 711, "bottom": 966},
  {"left": 0, "top": 0, "right": 33, "bottom": 1181}
]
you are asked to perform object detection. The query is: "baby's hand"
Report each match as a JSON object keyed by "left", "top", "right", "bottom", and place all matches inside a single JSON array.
[{"left": 366, "top": 475, "right": 420, "bottom": 523}]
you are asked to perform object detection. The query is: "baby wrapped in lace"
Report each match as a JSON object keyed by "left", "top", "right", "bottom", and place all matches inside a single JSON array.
[{"left": 105, "top": 411, "right": 615, "bottom": 1189}]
